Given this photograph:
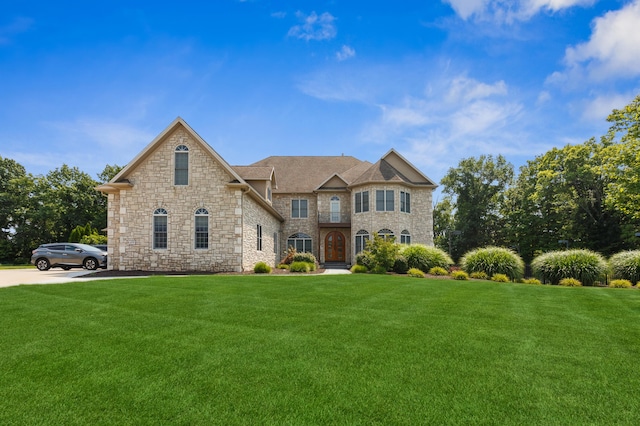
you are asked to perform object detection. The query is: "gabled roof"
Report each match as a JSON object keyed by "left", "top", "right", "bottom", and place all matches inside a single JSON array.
[
  {"left": 315, "top": 173, "right": 349, "bottom": 191},
  {"left": 250, "top": 155, "right": 366, "bottom": 193},
  {"left": 349, "top": 149, "right": 437, "bottom": 188},
  {"left": 232, "top": 166, "right": 277, "bottom": 188}
]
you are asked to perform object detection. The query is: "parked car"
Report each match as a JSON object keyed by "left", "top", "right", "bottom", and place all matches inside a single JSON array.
[
  {"left": 31, "top": 243, "right": 108, "bottom": 271},
  {"left": 92, "top": 244, "right": 108, "bottom": 252}
]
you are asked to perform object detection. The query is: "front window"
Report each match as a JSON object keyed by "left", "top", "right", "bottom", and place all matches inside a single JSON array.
[
  {"left": 330, "top": 196, "right": 340, "bottom": 222},
  {"left": 355, "top": 230, "right": 370, "bottom": 254},
  {"left": 257, "top": 225, "right": 263, "bottom": 251},
  {"left": 292, "top": 199, "right": 308, "bottom": 218},
  {"left": 401, "top": 230, "right": 411, "bottom": 244},
  {"left": 355, "top": 191, "right": 369, "bottom": 213},
  {"left": 174, "top": 145, "right": 189, "bottom": 185},
  {"left": 401, "top": 191, "right": 411, "bottom": 213},
  {"left": 378, "top": 228, "right": 395, "bottom": 241},
  {"left": 376, "top": 190, "right": 394, "bottom": 211},
  {"left": 153, "top": 208, "right": 168, "bottom": 249},
  {"left": 195, "top": 208, "right": 209, "bottom": 249},
  {"left": 287, "top": 233, "right": 312, "bottom": 253}
]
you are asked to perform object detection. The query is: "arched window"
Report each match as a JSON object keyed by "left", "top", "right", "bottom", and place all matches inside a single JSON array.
[
  {"left": 153, "top": 208, "right": 168, "bottom": 249},
  {"left": 378, "top": 229, "right": 394, "bottom": 241},
  {"left": 330, "top": 196, "right": 340, "bottom": 222},
  {"left": 401, "top": 230, "right": 411, "bottom": 245},
  {"left": 195, "top": 208, "right": 209, "bottom": 249},
  {"left": 175, "top": 145, "right": 189, "bottom": 185},
  {"left": 287, "top": 233, "right": 312, "bottom": 253},
  {"left": 355, "top": 230, "right": 370, "bottom": 254}
]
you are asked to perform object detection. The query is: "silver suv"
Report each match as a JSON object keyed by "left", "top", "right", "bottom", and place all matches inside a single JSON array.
[{"left": 31, "top": 243, "right": 108, "bottom": 271}]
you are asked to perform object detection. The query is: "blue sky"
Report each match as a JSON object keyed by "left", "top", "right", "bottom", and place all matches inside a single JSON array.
[{"left": 1, "top": 0, "right": 639, "bottom": 195}]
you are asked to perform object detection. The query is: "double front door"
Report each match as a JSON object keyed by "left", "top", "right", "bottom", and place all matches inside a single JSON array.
[{"left": 325, "top": 231, "right": 345, "bottom": 262}]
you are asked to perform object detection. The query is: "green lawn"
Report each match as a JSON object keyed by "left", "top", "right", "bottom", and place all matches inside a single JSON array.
[{"left": 1, "top": 275, "right": 639, "bottom": 425}]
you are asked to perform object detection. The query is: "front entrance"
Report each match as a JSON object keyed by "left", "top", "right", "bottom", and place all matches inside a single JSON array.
[{"left": 325, "top": 231, "right": 345, "bottom": 262}]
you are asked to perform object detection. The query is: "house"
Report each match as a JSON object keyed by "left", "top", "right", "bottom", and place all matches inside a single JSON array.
[{"left": 97, "top": 117, "right": 437, "bottom": 272}]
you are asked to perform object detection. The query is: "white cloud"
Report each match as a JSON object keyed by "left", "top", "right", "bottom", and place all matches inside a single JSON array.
[
  {"left": 582, "top": 93, "right": 637, "bottom": 121},
  {"left": 271, "top": 11, "right": 286, "bottom": 19},
  {"left": 443, "top": 0, "right": 593, "bottom": 22},
  {"left": 563, "top": 0, "right": 640, "bottom": 80},
  {"left": 288, "top": 11, "right": 337, "bottom": 41},
  {"left": 336, "top": 45, "right": 355, "bottom": 61}
]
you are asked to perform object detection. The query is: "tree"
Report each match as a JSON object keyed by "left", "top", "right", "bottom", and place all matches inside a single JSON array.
[
  {"left": 97, "top": 164, "right": 124, "bottom": 183},
  {"left": 0, "top": 157, "right": 28, "bottom": 261},
  {"left": 440, "top": 155, "right": 514, "bottom": 260}
]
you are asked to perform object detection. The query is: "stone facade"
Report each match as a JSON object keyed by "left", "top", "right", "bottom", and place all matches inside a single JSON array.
[{"left": 99, "top": 118, "right": 437, "bottom": 272}]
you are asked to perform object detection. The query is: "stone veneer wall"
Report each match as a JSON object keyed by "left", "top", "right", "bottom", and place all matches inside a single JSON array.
[
  {"left": 350, "top": 183, "right": 434, "bottom": 260},
  {"left": 271, "top": 193, "right": 319, "bottom": 260},
  {"left": 241, "top": 194, "right": 280, "bottom": 270},
  {"left": 108, "top": 127, "right": 250, "bottom": 272}
]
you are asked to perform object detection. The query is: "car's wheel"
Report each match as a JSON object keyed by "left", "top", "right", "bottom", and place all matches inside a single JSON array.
[
  {"left": 83, "top": 257, "right": 99, "bottom": 270},
  {"left": 62, "top": 266, "right": 72, "bottom": 270},
  {"left": 35, "top": 258, "right": 50, "bottom": 271}
]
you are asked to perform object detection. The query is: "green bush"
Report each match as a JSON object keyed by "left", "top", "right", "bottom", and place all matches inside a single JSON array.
[
  {"left": 559, "top": 278, "right": 582, "bottom": 287},
  {"left": 277, "top": 264, "right": 289, "bottom": 270},
  {"left": 531, "top": 249, "right": 608, "bottom": 286},
  {"left": 371, "top": 265, "right": 388, "bottom": 275},
  {"left": 522, "top": 278, "right": 542, "bottom": 285},
  {"left": 429, "top": 266, "right": 449, "bottom": 276},
  {"left": 253, "top": 262, "right": 272, "bottom": 274},
  {"left": 470, "top": 271, "right": 489, "bottom": 280},
  {"left": 289, "top": 261, "right": 312, "bottom": 273},
  {"left": 407, "top": 268, "right": 425, "bottom": 278},
  {"left": 609, "top": 250, "right": 640, "bottom": 283},
  {"left": 392, "top": 255, "right": 409, "bottom": 274},
  {"left": 609, "top": 279, "right": 633, "bottom": 289},
  {"left": 402, "top": 244, "right": 453, "bottom": 273},
  {"left": 293, "top": 252, "right": 317, "bottom": 264},
  {"left": 491, "top": 273, "right": 510, "bottom": 282},
  {"left": 460, "top": 246, "right": 524, "bottom": 280},
  {"left": 350, "top": 264, "right": 368, "bottom": 274},
  {"left": 451, "top": 270, "right": 469, "bottom": 280},
  {"left": 366, "top": 233, "right": 400, "bottom": 272},
  {"left": 356, "top": 251, "right": 374, "bottom": 270}
]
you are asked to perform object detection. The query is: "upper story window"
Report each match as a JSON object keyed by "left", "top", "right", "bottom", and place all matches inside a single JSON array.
[
  {"left": 174, "top": 145, "right": 189, "bottom": 185},
  {"left": 330, "top": 196, "right": 340, "bottom": 222},
  {"left": 195, "top": 208, "right": 209, "bottom": 249},
  {"left": 376, "top": 190, "right": 394, "bottom": 212},
  {"left": 355, "top": 191, "right": 369, "bottom": 213},
  {"left": 153, "top": 208, "right": 168, "bottom": 249},
  {"left": 291, "top": 199, "right": 308, "bottom": 218},
  {"left": 400, "top": 191, "right": 411, "bottom": 213},
  {"left": 267, "top": 187, "right": 272, "bottom": 202}
]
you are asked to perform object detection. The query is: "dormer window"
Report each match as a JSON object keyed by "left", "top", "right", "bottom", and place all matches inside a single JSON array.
[{"left": 174, "top": 145, "right": 189, "bottom": 185}]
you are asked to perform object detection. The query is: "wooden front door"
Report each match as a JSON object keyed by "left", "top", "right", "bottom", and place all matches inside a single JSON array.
[{"left": 325, "top": 231, "right": 345, "bottom": 262}]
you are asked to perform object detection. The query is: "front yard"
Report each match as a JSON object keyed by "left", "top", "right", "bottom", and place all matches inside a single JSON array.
[{"left": 1, "top": 274, "right": 639, "bottom": 424}]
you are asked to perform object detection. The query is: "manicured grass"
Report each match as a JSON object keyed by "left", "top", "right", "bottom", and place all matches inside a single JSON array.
[{"left": 1, "top": 275, "right": 639, "bottom": 424}]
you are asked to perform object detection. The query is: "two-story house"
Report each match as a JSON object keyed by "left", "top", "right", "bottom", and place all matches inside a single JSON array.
[{"left": 97, "top": 117, "right": 437, "bottom": 272}]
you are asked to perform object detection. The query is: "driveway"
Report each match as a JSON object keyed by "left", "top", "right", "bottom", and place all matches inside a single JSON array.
[{"left": 0, "top": 268, "right": 95, "bottom": 288}]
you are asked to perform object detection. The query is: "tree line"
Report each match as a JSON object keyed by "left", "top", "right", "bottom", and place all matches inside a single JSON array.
[
  {"left": 436, "top": 94, "right": 640, "bottom": 263},
  {"left": 0, "top": 161, "right": 122, "bottom": 263}
]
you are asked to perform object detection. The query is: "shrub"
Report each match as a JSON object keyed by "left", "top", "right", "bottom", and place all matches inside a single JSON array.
[
  {"left": 350, "top": 264, "right": 368, "bottom": 274},
  {"left": 371, "top": 265, "right": 388, "bottom": 275},
  {"left": 609, "top": 279, "right": 633, "bottom": 289},
  {"left": 392, "top": 255, "right": 409, "bottom": 274},
  {"left": 451, "top": 270, "right": 469, "bottom": 280},
  {"left": 356, "top": 251, "right": 374, "bottom": 270},
  {"left": 609, "top": 250, "right": 640, "bottom": 283},
  {"left": 293, "top": 252, "right": 317, "bottom": 264},
  {"left": 559, "top": 278, "right": 582, "bottom": 287},
  {"left": 460, "top": 246, "right": 524, "bottom": 280},
  {"left": 366, "top": 233, "right": 400, "bottom": 272},
  {"left": 253, "top": 262, "right": 272, "bottom": 274},
  {"left": 522, "top": 278, "right": 542, "bottom": 285},
  {"left": 277, "top": 264, "right": 289, "bottom": 270},
  {"left": 289, "top": 261, "right": 312, "bottom": 273},
  {"left": 470, "top": 271, "right": 489, "bottom": 280},
  {"left": 402, "top": 244, "right": 453, "bottom": 273},
  {"left": 407, "top": 268, "right": 425, "bottom": 278},
  {"left": 429, "top": 266, "right": 449, "bottom": 276},
  {"left": 531, "top": 249, "right": 608, "bottom": 286},
  {"left": 491, "top": 273, "right": 510, "bottom": 283}
]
